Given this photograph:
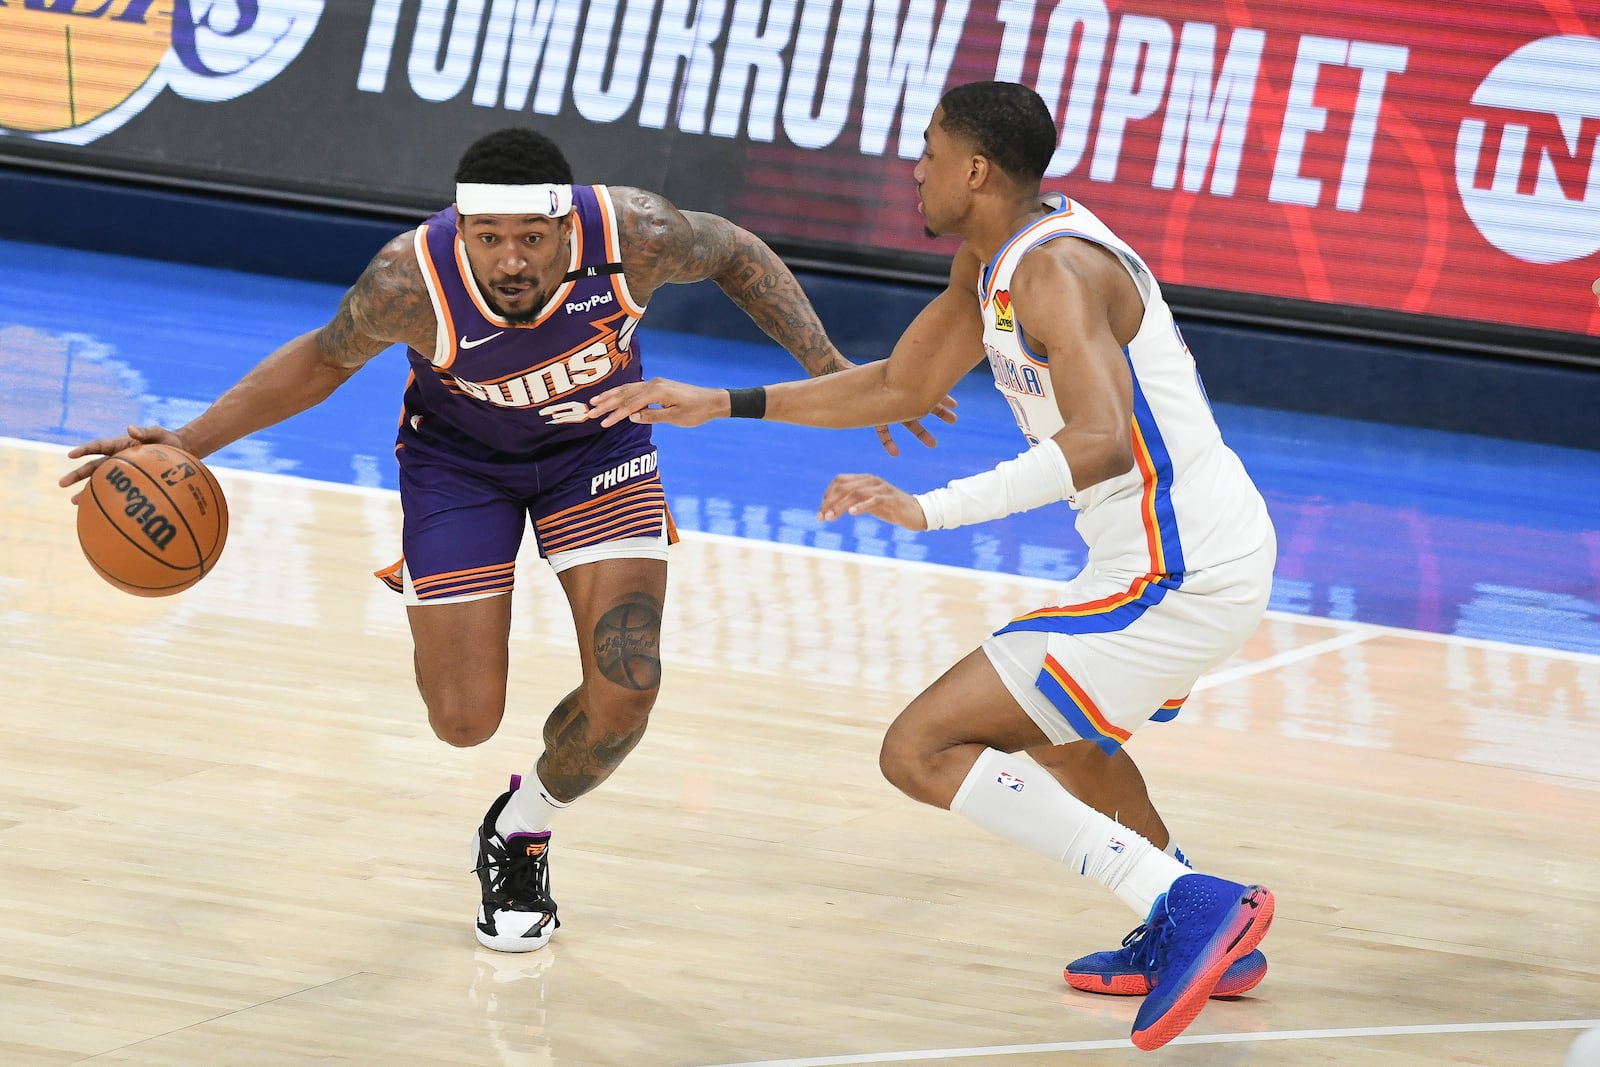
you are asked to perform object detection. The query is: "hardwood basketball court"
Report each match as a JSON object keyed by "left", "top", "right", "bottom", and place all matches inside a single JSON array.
[{"left": 2, "top": 437, "right": 1597, "bottom": 1065}]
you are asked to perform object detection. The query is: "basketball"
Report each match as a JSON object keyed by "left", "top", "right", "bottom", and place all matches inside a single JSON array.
[{"left": 76, "top": 443, "right": 229, "bottom": 597}]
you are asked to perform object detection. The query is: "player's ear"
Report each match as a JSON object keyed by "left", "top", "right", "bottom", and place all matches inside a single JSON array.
[{"left": 969, "top": 154, "right": 989, "bottom": 190}]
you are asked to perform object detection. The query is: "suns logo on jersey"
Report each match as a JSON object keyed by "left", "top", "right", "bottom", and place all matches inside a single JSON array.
[
  {"left": 450, "top": 341, "right": 617, "bottom": 409},
  {"left": 0, "top": 0, "right": 322, "bottom": 145},
  {"left": 992, "top": 289, "right": 1015, "bottom": 332},
  {"left": 446, "top": 314, "right": 635, "bottom": 424}
]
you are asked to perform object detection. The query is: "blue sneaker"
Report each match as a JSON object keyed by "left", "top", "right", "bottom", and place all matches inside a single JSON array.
[
  {"left": 1129, "top": 874, "right": 1275, "bottom": 1051},
  {"left": 1064, "top": 923, "right": 1268, "bottom": 997}
]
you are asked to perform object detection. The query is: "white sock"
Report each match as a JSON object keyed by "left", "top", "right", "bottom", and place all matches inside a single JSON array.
[
  {"left": 495, "top": 768, "right": 570, "bottom": 837},
  {"left": 951, "top": 748, "right": 1190, "bottom": 918}
]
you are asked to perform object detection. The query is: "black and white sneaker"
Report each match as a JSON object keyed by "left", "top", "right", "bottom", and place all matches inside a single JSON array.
[{"left": 473, "top": 778, "right": 560, "bottom": 952}]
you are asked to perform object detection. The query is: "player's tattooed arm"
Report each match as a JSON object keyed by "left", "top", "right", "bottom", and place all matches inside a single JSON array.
[
  {"left": 99, "top": 234, "right": 436, "bottom": 462},
  {"left": 316, "top": 232, "right": 437, "bottom": 365},
  {"left": 612, "top": 187, "right": 849, "bottom": 378},
  {"left": 317, "top": 232, "right": 438, "bottom": 366}
]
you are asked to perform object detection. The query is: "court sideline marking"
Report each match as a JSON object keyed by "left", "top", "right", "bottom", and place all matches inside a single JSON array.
[
  {"left": 6, "top": 434, "right": 1596, "bottom": 667},
  {"left": 1191, "top": 629, "right": 1377, "bottom": 690},
  {"left": 692, "top": 1018, "right": 1600, "bottom": 1067}
]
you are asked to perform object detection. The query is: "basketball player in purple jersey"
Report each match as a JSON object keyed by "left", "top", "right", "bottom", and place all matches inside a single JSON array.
[{"left": 59, "top": 128, "right": 951, "bottom": 954}]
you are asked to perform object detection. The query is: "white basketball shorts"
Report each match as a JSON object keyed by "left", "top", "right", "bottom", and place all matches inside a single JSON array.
[{"left": 981, "top": 534, "right": 1276, "bottom": 753}]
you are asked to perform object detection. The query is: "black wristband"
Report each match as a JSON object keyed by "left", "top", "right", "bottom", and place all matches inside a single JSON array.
[{"left": 727, "top": 386, "right": 767, "bottom": 419}]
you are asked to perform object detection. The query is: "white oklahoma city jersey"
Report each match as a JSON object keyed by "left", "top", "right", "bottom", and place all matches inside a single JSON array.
[{"left": 979, "top": 194, "right": 1272, "bottom": 578}]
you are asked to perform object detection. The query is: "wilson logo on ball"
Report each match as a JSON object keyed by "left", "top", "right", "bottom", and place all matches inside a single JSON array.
[{"left": 101, "top": 466, "right": 179, "bottom": 550}]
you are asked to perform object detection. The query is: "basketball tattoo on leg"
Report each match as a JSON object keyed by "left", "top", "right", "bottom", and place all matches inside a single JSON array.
[
  {"left": 594, "top": 597, "right": 662, "bottom": 690},
  {"left": 533, "top": 596, "right": 663, "bottom": 800}
]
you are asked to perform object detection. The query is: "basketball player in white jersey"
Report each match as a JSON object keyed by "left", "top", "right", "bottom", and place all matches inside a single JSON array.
[{"left": 591, "top": 80, "right": 1277, "bottom": 1051}]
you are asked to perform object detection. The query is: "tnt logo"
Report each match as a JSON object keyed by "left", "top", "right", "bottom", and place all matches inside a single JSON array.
[
  {"left": 1455, "top": 35, "right": 1600, "bottom": 264},
  {"left": 993, "top": 290, "right": 1015, "bottom": 333},
  {"left": 996, "top": 771, "right": 1025, "bottom": 792},
  {"left": 0, "top": 0, "right": 324, "bottom": 145}
]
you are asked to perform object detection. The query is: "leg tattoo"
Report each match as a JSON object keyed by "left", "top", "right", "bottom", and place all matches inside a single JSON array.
[
  {"left": 593, "top": 597, "right": 662, "bottom": 691},
  {"left": 537, "top": 690, "right": 650, "bottom": 802}
]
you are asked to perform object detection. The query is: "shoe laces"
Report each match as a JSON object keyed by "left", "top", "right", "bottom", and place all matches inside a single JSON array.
[
  {"left": 1123, "top": 896, "right": 1177, "bottom": 976},
  {"left": 476, "top": 834, "right": 558, "bottom": 917}
]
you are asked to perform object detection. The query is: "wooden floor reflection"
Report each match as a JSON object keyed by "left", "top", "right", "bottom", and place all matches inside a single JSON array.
[{"left": 2, "top": 439, "right": 1596, "bottom": 1067}]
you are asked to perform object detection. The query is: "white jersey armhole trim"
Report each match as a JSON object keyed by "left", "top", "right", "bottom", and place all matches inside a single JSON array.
[
  {"left": 413, "top": 225, "right": 454, "bottom": 367},
  {"left": 593, "top": 185, "right": 647, "bottom": 318}
]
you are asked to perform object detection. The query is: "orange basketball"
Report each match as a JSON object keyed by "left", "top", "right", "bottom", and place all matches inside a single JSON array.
[{"left": 76, "top": 443, "right": 229, "bottom": 597}]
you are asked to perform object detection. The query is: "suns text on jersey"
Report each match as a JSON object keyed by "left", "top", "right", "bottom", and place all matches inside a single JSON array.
[{"left": 449, "top": 340, "right": 618, "bottom": 408}]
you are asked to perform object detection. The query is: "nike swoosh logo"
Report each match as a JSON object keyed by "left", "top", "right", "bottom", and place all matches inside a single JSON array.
[{"left": 459, "top": 331, "right": 504, "bottom": 349}]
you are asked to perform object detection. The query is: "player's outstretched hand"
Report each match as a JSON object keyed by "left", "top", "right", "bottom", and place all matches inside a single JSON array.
[
  {"left": 590, "top": 378, "right": 725, "bottom": 428},
  {"left": 818, "top": 473, "right": 927, "bottom": 530},
  {"left": 875, "top": 394, "right": 958, "bottom": 456},
  {"left": 58, "top": 425, "right": 187, "bottom": 503}
]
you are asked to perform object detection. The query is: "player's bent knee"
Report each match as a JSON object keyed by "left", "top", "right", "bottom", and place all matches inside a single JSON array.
[
  {"left": 422, "top": 689, "right": 507, "bottom": 747},
  {"left": 429, "top": 710, "right": 500, "bottom": 747},
  {"left": 878, "top": 731, "right": 931, "bottom": 801}
]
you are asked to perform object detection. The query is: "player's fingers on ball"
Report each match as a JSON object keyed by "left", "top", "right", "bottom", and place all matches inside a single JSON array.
[
  {"left": 66, "top": 438, "right": 118, "bottom": 459},
  {"left": 58, "top": 458, "right": 103, "bottom": 487}
]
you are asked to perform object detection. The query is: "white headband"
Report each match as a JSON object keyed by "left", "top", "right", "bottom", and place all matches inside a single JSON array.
[{"left": 455, "top": 183, "right": 573, "bottom": 217}]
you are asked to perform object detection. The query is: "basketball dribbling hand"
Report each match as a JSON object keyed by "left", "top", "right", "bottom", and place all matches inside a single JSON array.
[
  {"left": 59, "top": 425, "right": 188, "bottom": 504},
  {"left": 589, "top": 379, "right": 723, "bottom": 428},
  {"left": 818, "top": 473, "right": 926, "bottom": 530}
]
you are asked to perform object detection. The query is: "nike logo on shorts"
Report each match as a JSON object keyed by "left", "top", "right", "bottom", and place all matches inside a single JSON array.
[{"left": 459, "top": 331, "right": 505, "bottom": 349}]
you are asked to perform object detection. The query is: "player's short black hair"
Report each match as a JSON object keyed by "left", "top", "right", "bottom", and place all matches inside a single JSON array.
[
  {"left": 454, "top": 128, "right": 574, "bottom": 184},
  {"left": 937, "top": 82, "right": 1057, "bottom": 184}
]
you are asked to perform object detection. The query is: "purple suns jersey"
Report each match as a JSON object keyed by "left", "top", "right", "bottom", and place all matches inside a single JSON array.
[{"left": 399, "top": 184, "right": 650, "bottom": 460}]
